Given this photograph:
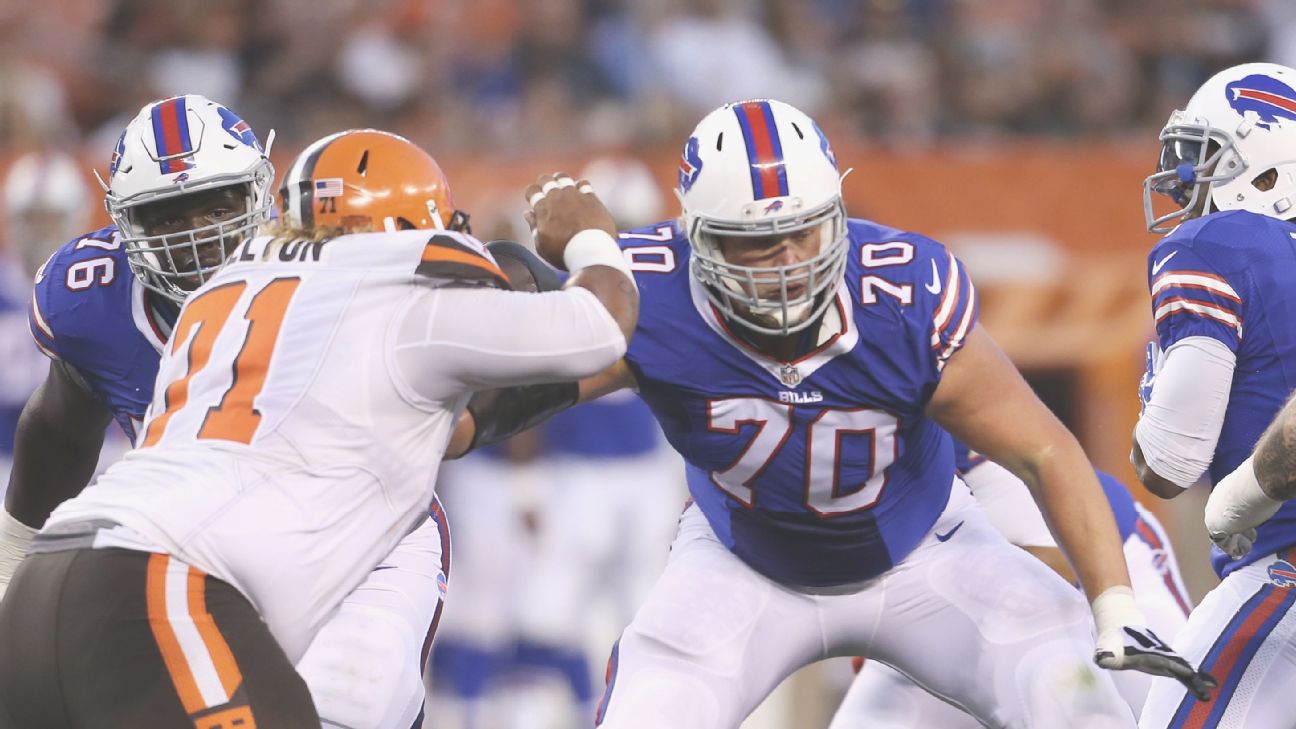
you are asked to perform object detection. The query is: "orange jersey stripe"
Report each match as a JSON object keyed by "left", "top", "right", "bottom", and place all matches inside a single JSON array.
[
  {"left": 187, "top": 568, "right": 244, "bottom": 698},
  {"left": 146, "top": 554, "right": 206, "bottom": 715}
]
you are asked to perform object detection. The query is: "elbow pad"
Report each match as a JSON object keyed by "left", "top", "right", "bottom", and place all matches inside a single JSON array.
[
  {"left": 487, "top": 240, "right": 563, "bottom": 293},
  {"left": 464, "top": 381, "right": 579, "bottom": 452}
]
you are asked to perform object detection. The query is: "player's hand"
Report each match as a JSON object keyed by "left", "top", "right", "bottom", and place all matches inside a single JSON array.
[
  {"left": 1138, "top": 341, "right": 1165, "bottom": 415},
  {"left": 1094, "top": 625, "right": 1216, "bottom": 702},
  {"left": 1208, "top": 527, "right": 1258, "bottom": 560},
  {"left": 524, "top": 172, "right": 617, "bottom": 271}
]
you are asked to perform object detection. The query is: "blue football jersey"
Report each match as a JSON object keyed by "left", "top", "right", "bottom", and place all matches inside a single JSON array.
[
  {"left": 27, "top": 225, "right": 175, "bottom": 443},
  {"left": 1148, "top": 209, "right": 1296, "bottom": 576},
  {"left": 951, "top": 439, "right": 1139, "bottom": 543},
  {"left": 541, "top": 390, "right": 662, "bottom": 459},
  {"left": 619, "top": 219, "right": 978, "bottom": 587}
]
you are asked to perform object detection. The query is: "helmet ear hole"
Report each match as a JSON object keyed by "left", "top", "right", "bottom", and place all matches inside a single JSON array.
[{"left": 1252, "top": 168, "right": 1279, "bottom": 191}]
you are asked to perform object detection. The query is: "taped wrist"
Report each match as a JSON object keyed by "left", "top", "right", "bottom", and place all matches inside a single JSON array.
[
  {"left": 1091, "top": 585, "right": 1146, "bottom": 636},
  {"left": 0, "top": 507, "right": 37, "bottom": 585},
  {"left": 1206, "top": 455, "right": 1282, "bottom": 534},
  {"left": 465, "top": 381, "right": 579, "bottom": 452}
]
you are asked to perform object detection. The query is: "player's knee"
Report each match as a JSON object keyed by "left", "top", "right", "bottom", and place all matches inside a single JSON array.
[{"left": 296, "top": 607, "right": 425, "bottom": 729}]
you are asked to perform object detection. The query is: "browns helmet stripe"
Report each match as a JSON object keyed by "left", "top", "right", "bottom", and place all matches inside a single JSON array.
[{"left": 280, "top": 131, "right": 343, "bottom": 229}]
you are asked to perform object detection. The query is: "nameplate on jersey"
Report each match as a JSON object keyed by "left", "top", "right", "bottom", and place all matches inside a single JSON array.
[{"left": 237, "top": 236, "right": 331, "bottom": 265}]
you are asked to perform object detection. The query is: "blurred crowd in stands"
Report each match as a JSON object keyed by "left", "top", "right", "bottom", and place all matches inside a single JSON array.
[{"left": 2, "top": 0, "right": 1293, "bottom": 158}]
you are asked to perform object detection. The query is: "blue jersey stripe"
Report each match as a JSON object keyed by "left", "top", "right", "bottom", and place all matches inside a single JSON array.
[
  {"left": 1169, "top": 581, "right": 1296, "bottom": 727},
  {"left": 733, "top": 101, "right": 789, "bottom": 200}
]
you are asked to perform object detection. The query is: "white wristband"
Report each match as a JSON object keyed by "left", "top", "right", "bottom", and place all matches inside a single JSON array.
[
  {"left": 0, "top": 507, "right": 37, "bottom": 587},
  {"left": 563, "top": 229, "right": 632, "bottom": 279},
  {"left": 1206, "top": 455, "right": 1283, "bottom": 535},
  {"left": 1091, "top": 585, "right": 1146, "bottom": 635}
]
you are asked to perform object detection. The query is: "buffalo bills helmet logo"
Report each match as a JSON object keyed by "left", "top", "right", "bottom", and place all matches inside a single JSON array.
[
  {"left": 109, "top": 130, "right": 127, "bottom": 177},
  {"left": 218, "top": 106, "right": 262, "bottom": 152},
  {"left": 813, "top": 121, "right": 837, "bottom": 169},
  {"left": 1268, "top": 559, "right": 1296, "bottom": 588},
  {"left": 763, "top": 199, "right": 784, "bottom": 214},
  {"left": 1226, "top": 74, "right": 1296, "bottom": 130},
  {"left": 678, "top": 136, "right": 703, "bottom": 193}
]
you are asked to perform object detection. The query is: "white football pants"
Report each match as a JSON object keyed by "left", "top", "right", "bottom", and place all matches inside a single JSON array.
[
  {"left": 834, "top": 502, "right": 1190, "bottom": 728},
  {"left": 1139, "top": 546, "right": 1296, "bottom": 729},
  {"left": 297, "top": 502, "right": 449, "bottom": 729},
  {"left": 594, "top": 483, "right": 1136, "bottom": 729}
]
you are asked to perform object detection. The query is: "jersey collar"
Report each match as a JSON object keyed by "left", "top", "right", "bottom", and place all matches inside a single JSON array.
[
  {"left": 131, "top": 274, "right": 174, "bottom": 352},
  {"left": 688, "top": 274, "right": 857, "bottom": 386}
]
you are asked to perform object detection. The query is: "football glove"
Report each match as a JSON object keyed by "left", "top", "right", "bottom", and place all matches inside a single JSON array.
[
  {"left": 1094, "top": 625, "right": 1216, "bottom": 702},
  {"left": 1208, "top": 528, "right": 1258, "bottom": 560},
  {"left": 1138, "top": 341, "right": 1165, "bottom": 415}
]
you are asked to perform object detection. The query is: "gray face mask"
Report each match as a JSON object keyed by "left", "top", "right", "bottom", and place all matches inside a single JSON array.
[
  {"left": 689, "top": 197, "right": 849, "bottom": 337},
  {"left": 1142, "top": 118, "right": 1240, "bottom": 233},
  {"left": 109, "top": 162, "right": 275, "bottom": 303}
]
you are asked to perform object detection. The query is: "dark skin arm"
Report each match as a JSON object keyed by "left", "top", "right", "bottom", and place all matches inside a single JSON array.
[
  {"left": 1131, "top": 438, "right": 1185, "bottom": 499},
  {"left": 5, "top": 360, "right": 113, "bottom": 527}
]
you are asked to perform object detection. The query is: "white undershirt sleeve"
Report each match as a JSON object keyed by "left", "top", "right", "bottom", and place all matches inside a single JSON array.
[
  {"left": 1134, "top": 335, "right": 1237, "bottom": 489},
  {"left": 961, "top": 460, "right": 1057, "bottom": 549},
  {"left": 390, "top": 286, "right": 627, "bottom": 405}
]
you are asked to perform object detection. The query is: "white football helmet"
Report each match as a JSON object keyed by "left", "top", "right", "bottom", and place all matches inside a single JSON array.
[
  {"left": 102, "top": 94, "right": 274, "bottom": 302},
  {"left": 1144, "top": 62, "right": 1296, "bottom": 232},
  {"left": 679, "top": 99, "right": 847, "bottom": 336},
  {"left": 3, "top": 151, "right": 89, "bottom": 276}
]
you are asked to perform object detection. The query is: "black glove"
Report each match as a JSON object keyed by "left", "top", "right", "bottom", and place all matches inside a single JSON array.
[{"left": 1094, "top": 625, "right": 1217, "bottom": 702}]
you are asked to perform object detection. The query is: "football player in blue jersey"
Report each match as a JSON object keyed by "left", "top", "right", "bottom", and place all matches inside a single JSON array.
[
  {"left": 0, "top": 95, "right": 275, "bottom": 591},
  {"left": 0, "top": 101, "right": 460, "bottom": 729},
  {"left": 835, "top": 439, "right": 1192, "bottom": 728},
  {"left": 1132, "top": 61, "right": 1296, "bottom": 728},
  {"left": 453, "top": 98, "right": 1214, "bottom": 728}
]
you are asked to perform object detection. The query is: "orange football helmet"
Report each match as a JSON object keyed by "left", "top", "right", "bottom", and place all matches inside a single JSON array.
[{"left": 279, "top": 129, "right": 469, "bottom": 234}]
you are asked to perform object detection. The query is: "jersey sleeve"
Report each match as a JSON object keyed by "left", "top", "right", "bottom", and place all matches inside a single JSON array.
[
  {"left": 413, "top": 233, "right": 511, "bottom": 289},
  {"left": 389, "top": 286, "right": 627, "bottom": 406},
  {"left": 1147, "top": 242, "right": 1244, "bottom": 352},
  {"left": 28, "top": 254, "right": 63, "bottom": 361},
  {"left": 918, "top": 243, "right": 979, "bottom": 373}
]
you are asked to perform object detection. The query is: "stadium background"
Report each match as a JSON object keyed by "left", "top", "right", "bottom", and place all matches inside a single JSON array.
[{"left": 1, "top": 0, "right": 1292, "bottom": 726}]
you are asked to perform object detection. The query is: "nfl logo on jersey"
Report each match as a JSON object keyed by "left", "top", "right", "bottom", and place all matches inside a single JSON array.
[{"left": 778, "top": 363, "right": 802, "bottom": 387}]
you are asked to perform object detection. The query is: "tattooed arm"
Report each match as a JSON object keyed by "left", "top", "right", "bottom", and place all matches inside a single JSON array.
[
  {"left": 1203, "top": 394, "right": 1296, "bottom": 558},
  {"left": 1253, "top": 397, "right": 1296, "bottom": 500}
]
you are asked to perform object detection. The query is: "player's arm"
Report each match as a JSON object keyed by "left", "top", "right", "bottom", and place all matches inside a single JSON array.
[
  {"left": 6, "top": 360, "right": 111, "bottom": 524},
  {"left": 927, "top": 326, "right": 1215, "bottom": 698},
  {"left": 1204, "top": 388, "right": 1296, "bottom": 558},
  {"left": 960, "top": 458, "right": 1077, "bottom": 583},
  {"left": 2, "top": 359, "right": 113, "bottom": 594},
  {"left": 927, "top": 326, "right": 1129, "bottom": 601},
  {"left": 1133, "top": 243, "right": 1241, "bottom": 498},
  {"left": 446, "top": 356, "right": 637, "bottom": 459}
]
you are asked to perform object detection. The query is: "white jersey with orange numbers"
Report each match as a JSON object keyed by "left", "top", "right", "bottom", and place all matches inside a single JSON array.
[{"left": 44, "top": 228, "right": 627, "bottom": 661}]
